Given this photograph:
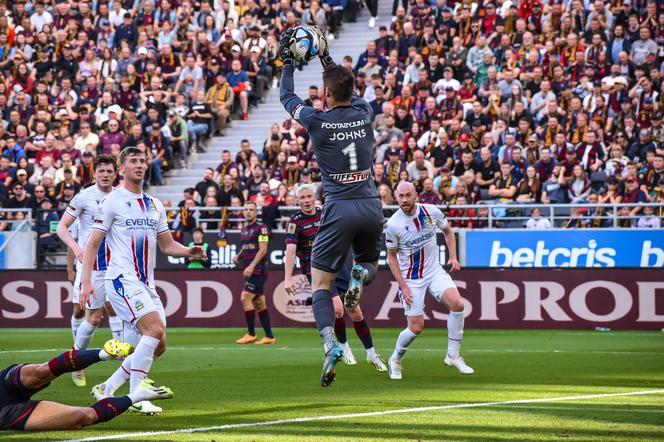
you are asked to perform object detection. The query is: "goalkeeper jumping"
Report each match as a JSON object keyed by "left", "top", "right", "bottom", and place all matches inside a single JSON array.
[{"left": 279, "top": 28, "right": 383, "bottom": 387}]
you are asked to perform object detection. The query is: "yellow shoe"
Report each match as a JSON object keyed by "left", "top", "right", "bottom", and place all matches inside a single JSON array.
[
  {"left": 103, "top": 339, "right": 134, "bottom": 359},
  {"left": 236, "top": 333, "right": 257, "bottom": 344},
  {"left": 72, "top": 370, "right": 86, "bottom": 387},
  {"left": 255, "top": 337, "right": 276, "bottom": 345}
]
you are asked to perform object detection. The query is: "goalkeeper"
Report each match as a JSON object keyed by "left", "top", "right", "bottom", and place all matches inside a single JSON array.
[{"left": 279, "top": 28, "right": 384, "bottom": 387}]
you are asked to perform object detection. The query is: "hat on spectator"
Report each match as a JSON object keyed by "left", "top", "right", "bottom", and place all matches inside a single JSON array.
[
  {"left": 138, "top": 47, "right": 148, "bottom": 56},
  {"left": 640, "top": 128, "right": 650, "bottom": 136},
  {"left": 302, "top": 168, "right": 312, "bottom": 175},
  {"left": 445, "top": 86, "right": 455, "bottom": 92},
  {"left": 83, "top": 151, "right": 94, "bottom": 157},
  {"left": 441, "top": 165, "right": 451, "bottom": 173},
  {"left": 16, "top": 169, "right": 27, "bottom": 176},
  {"left": 108, "top": 104, "right": 122, "bottom": 115},
  {"left": 528, "top": 134, "right": 538, "bottom": 141},
  {"left": 460, "top": 133, "right": 470, "bottom": 142},
  {"left": 231, "top": 45, "right": 241, "bottom": 52},
  {"left": 379, "top": 25, "right": 387, "bottom": 31},
  {"left": 620, "top": 96, "right": 631, "bottom": 104},
  {"left": 63, "top": 43, "right": 73, "bottom": 50},
  {"left": 64, "top": 183, "right": 74, "bottom": 189},
  {"left": 168, "top": 110, "right": 178, "bottom": 118},
  {"left": 601, "top": 77, "right": 614, "bottom": 87},
  {"left": 287, "top": 156, "right": 297, "bottom": 163},
  {"left": 472, "top": 120, "right": 482, "bottom": 128},
  {"left": 41, "top": 198, "right": 54, "bottom": 206},
  {"left": 626, "top": 176, "right": 638, "bottom": 184},
  {"left": 653, "top": 113, "right": 662, "bottom": 120},
  {"left": 443, "top": 66, "right": 453, "bottom": 73},
  {"left": 124, "top": 12, "right": 132, "bottom": 18},
  {"left": 250, "top": 46, "right": 261, "bottom": 53},
  {"left": 178, "top": 13, "right": 187, "bottom": 20},
  {"left": 387, "top": 148, "right": 401, "bottom": 157},
  {"left": 101, "top": 18, "right": 110, "bottom": 26},
  {"left": 613, "top": 76, "right": 627, "bottom": 86},
  {"left": 13, "top": 84, "right": 23, "bottom": 94}
]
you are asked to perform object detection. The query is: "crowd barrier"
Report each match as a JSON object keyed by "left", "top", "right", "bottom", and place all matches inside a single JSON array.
[{"left": 1, "top": 269, "right": 661, "bottom": 330}]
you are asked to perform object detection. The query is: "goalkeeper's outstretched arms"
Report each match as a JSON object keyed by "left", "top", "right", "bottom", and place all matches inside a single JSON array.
[{"left": 279, "top": 27, "right": 331, "bottom": 130}]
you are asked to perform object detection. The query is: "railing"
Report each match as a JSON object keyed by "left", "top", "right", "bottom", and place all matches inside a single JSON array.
[{"left": 164, "top": 203, "right": 664, "bottom": 232}]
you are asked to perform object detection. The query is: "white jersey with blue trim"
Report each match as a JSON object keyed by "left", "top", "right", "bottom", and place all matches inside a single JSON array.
[
  {"left": 384, "top": 204, "right": 448, "bottom": 280},
  {"left": 65, "top": 185, "right": 113, "bottom": 271},
  {"left": 92, "top": 187, "right": 169, "bottom": 288}
]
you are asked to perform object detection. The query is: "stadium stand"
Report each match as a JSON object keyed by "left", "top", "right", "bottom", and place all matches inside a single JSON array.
[{"left": 0, "top": 0, "right": 663, "bottom": 266}]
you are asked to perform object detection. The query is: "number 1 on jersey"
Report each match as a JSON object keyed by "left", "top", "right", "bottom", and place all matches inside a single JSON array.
[{"left": 342, "top": 142, "right": 358, "bottom": 171}]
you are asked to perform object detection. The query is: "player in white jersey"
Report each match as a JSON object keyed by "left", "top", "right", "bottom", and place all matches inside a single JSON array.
[
  {"left": 56, "top": 155, "right": 125, "bottom": 387},
  {"left": 384, "top": 182, "right": 473, "bottom": 379},
  {"left": 81, "top": 147, "right": 206, "bottom": 415}
]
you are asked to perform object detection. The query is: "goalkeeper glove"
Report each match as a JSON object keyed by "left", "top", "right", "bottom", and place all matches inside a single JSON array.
[{"left": 279, "top": 28, "right": 295, "bottom": 66}]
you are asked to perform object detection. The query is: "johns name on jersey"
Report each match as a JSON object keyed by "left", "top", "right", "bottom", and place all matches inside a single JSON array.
[{"left": 324, "top": 119, "right": 370, "bottom": 141}]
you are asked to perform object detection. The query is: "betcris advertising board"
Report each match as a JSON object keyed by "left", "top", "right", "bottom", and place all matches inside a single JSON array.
[{"left": 466, "top": 230, "right": 664, "bottom": 268}]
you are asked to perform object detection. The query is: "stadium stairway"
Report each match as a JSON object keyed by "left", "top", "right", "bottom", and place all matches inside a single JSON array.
[{"left": 153, "top": 1, "right": 392, "bottom": 203}]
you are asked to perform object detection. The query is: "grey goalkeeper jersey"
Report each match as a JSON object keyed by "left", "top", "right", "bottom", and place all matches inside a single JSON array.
[{"left": 280, "top": 64, "right": 377, "bottom": 201}]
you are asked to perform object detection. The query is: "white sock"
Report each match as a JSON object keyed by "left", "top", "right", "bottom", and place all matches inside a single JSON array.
[
  {"left": 447, "top": 310, "right": 465, "bottom": 358},
  {"left": 391, "top": 328, "right": 418, "bottom": 361},
  {"left": 104, "top": 356, "right": 131, "bottom": 395},
  {"left": 366, "top": 347, "right": 377, "bottom": 359},
  {"left": 122, "top": 323, "right": 142, "bottom": 348},
  {"left": 129, "top": 336, "right": 159, "bottom": 392},
  {"left": 128, "top": 388, "right": 154, "bottom": 404},
  {"left": 74, "top": 320, "right": 98, "bottom": 350},
  {"left": 108, "top": 315, "right": 123, "bottom": 341},
  {"left": 71, "top": 315, "right": 84, "bottom": 342}
]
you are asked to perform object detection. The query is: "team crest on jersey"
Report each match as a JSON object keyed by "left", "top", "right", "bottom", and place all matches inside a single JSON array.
[
  {"left": 287, "top": 223, "right": 296, "bottom": 234},
  {"left": 135, "top": 300, "right": 144, "bottom": 311},
  {"left": 126, "top": 202, "right": 131, "bottom": 208},
  {"left": 115, "top": 285, "right": 125, "bottom": 297},
  {"left": 148, "top": 199, "right": 158, "bottom": 213},
  {"left": 293, "top": 104, "right": 303, "bottom": 120}
]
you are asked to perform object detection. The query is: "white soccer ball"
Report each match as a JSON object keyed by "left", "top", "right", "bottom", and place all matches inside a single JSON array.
[{"left": 288, "top": 26, "right": 320, "bottom": 63}]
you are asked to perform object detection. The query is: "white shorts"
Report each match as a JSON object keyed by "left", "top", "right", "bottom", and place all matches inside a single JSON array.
[
  {"left": 72, "top": 269, "right": 107, "bottom": 310},
  {"left": 400, "top": 265, "right": 457, "bottom": 317},
  {"left": 105, "top": 275, "right": 166, "bottom": 326}
]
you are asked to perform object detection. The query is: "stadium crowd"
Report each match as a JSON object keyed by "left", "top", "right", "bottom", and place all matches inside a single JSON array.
[{"left": 1, "top": 0, "right": 664, "bottom": 239}]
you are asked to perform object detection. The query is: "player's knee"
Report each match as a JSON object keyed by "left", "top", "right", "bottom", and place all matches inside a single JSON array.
[
  {"left": 35, "top": 363, "right": 54, "bottom": 381},
  {"left": 78, "top": 407, "right": 98, "bottom": 428},
  {"left": 409, "top": 321, "right": 424, "bottom": 335},
  {"left": 87, "top": 310, "right": 103, "bottom": 326},
  {"left": 73, "top": 305, "right": 85, "bottom": 318},
  {"left": 155, "top": 339, "right": 167, "bottom": 357},
  {"left": 142, "top": 323, "right": 165, "bottom": 340}
]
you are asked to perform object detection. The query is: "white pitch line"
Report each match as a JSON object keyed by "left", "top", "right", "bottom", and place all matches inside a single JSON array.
[{"left": 62, "top": 389, "right": 664, "bottom": 442}]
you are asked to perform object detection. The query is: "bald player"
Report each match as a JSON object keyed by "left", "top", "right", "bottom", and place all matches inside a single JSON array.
[{"left": 384, "top": 182, "right": 473, "bottom": 380}]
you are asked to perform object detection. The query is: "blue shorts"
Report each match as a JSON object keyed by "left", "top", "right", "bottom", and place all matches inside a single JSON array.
[
  {"left": 0, "top": 364, "right": 46, "bottom": 431},
  {"left": 312, "top": 198, "right": 383, "bottom": 273},
  {"left": 244, "top": 274, "right": 267, "bottom": 296}
]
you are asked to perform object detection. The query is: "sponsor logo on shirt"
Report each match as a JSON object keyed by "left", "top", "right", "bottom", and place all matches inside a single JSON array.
[
  {"left": 404, "top": 231, "right": 435, "bottom": 247},
  {"left": 329, "top": 169, "right": 371, "bottom": 184},
  {"left": 293, "top": 104, "right": 304, "bottom": 120},
  {"left": 125, "top": 218, "right": 158, "bottom": 227}
]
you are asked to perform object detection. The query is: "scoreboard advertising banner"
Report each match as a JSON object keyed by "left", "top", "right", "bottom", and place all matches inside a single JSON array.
[
  {"left": 465, "top": 230, "right": 664, "bottom": 268},
  {"left": 0, "top": 269, "right": 662, "bottom": 330}
]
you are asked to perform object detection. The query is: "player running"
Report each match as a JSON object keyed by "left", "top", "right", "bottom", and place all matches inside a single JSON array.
[
  {"left": 81, "top": 147, "right": 206, "bottom": 415},
  {"left": 284, "top": 184, "right": 386, "bottom": 371},
  {"left": 232, "top": 201, "right": 276, "bottom": 345},
  {"left": 280, "top": 30, "right": 384, "bottom": 386},
  {"left": 0, "top": 340, "right": 173, "bottom": 432},
  {"left": 56, "top": 154, "right": 125, "bottom": 387},
  {"left": 385, "top": 182, "right": 473, "bottom": 380}
]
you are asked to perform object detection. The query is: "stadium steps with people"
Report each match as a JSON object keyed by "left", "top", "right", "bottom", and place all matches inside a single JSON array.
[{"left": 152, "top": 4, "right": 391, "bottom": 204}]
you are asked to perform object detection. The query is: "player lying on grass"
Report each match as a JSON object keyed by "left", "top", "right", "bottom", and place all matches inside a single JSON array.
[
  {"left": 280, "top": 29, "right": 383, "bottom": 387},
  {"left": 0, "top": 340, "right": 173, "bottom": 431},
  {"left": 284, "top": 184, "right": 387, "bottom": 371},
  {"left": 385, "top": 182, "right": 474, "bottom": 379}
]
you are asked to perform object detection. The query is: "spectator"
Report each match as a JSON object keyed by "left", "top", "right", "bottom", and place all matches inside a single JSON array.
[
  {"left": 637, "top": 206, "right": 661, "bottom": 228},
  {"left": 525, "top": 206, "right": 551, "bottom": 230},
  {"left": 186, "top": 89, "right": 213, "bottom": 152},
  {"left": 186, "top": 227, "right": 211, "bottom": 268},
  {"left": 227, "top": 58, "right": 250, "bottom": 120}
]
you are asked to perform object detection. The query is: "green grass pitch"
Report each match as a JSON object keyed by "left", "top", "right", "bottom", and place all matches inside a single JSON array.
[{"left": 1, "top": 328, "right": 663, "bottom": 441}]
